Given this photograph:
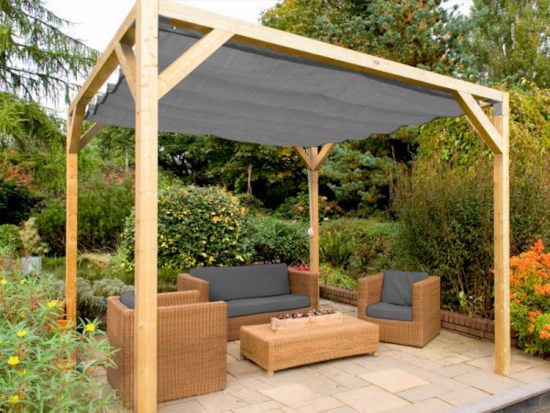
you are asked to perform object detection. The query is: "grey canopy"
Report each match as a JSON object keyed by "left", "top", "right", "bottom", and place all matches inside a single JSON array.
[{"left": 85, "top": 19, "right": 463, "bottom": 146}]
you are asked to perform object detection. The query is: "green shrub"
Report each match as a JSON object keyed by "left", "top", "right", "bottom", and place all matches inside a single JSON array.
[
  {"left": 35, "top": 174, "right": 134, "bottom": 255},
  {"left": 320, "top": 264, "right": 357, "bottom": 289},
  {"left": 319, "top": 218, "right": 404, "bottom": 277},
  {"left": 249, "top": 215, "right": 308, "bottom": 265},
  {"left": 77, "top": 277, "right": 130, "bottom": 326},
  {"left": 0, "top": 224, "right": 22, "bottom": 254},
  {"left": 0, "top": 179, "right": 40, "bottom": 225},
  {"left": 121, "top": 184, "right": 253, "bottom": 271},
  {"left": 392, "top": 161, "right": 494, "bottom": 317},
  {"left": 0, "top": 249, "right": 121, "bottom": 411},
  {"left": 275, "top": 193, "right": 343, "bottom": 221}
]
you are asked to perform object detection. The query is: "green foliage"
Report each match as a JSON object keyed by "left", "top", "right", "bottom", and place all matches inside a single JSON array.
[
  {"left": 0, "top": 178, "right": 40, "bottom": 225},
  {"left": 320, "top": 264, "right": 357, "bottom": 290},
  {"left": 0, "top": 249, "right": 121, "bottom": 411},
  {"left": 76, "top": 276, "right": 129, "bottom": 326},
  {"left": 0, "top": 1, "right": 98, "bottom": 102},
  {"left": 0, "top": 224, "right": 21, "bottom": 253},
  {"left": 19, "top": 217, "right": 48, "bottom": 256},
  {"left": 323, "top": 145, "right": 393, "bottom": 216},
  {"left": 157, "top": 133, "right": 306, "bottom": 209},
  {"left": 391, "top": 160, "right": 494, "bottom": 316},
  {"left": 466, "top": 0, "right": 550, "bottom": 87},
  {"left": 261, "top": 0, "right": 469, "bottom": 75},
  {"left": 35, "top": 172, "right": 134, "bottom": 255},
  {"left": 249, "top": 215, "right": 309, "bottom": 265},
  {"left": 275, "top": 193, "right": 343, "bottom": 221},
  {"left": 121, "top": 184, "right": 253, "bottom": 271},
  {"left": 392, "top": 86, "right": 550, "bottom": 317},
  {"left": 509, "top": 240, "right": 550, "bottom": 356},
  {"left": 320, "top": 218, "right": 404, "bottom": 278}
]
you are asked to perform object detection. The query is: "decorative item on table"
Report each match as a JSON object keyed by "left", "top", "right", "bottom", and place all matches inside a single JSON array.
[{"left": 271, "top": 309, "right": 343, "bottom": 331}]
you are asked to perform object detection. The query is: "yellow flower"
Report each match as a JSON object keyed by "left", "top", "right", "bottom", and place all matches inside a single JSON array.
[
  {"left": 0, "top": 279, "right": 7, "bottom": 286},
  {"left": 8, "top": 394, "right": 20, "bottom": 404},
  {"left": 8, "top": 355, "right": 20, "bottom": 366},
  {"left": 47, "top": 300, "right": 58, "bottom": 308},
  {"left": 85, "top": 323, "right": 96, "bottom": 333},
  {"left": 19, "top": 278, "right": 26, "bottom": 285},
  {"left": 16, "top": 330, "right": 27, "bottom": 338}
]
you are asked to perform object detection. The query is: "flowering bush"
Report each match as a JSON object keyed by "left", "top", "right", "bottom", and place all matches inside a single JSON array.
[
  {"left": 0, "top": 248, "right": 121, "bottom": 411},
  {"left": 509, "top": 240, "right": 550, "bottom": 356}
]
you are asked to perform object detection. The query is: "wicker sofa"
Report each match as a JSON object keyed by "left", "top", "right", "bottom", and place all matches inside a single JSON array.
[
  {"left": 106, "top": 290, "right": 227, "bottom": 408},
  {"left": 357, "top": 270, "right": 441, "bottom": 347},
  {"left": 177, "top": 263, "right": 319, "bottom": 341}
]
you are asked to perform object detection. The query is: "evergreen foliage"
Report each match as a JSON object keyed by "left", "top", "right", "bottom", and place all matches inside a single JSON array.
[
  {"left": 0, "top": 0, "right": 98, "bottom": 102},
  {"left": 261, "top": 0, "right": 469, "bottom": 75}
]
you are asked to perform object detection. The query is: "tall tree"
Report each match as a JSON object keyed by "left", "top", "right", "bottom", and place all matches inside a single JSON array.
[
  {"left": 0, "top": 0, "right": 98, "bottom": 102},
  {"left": 467, "top": 0, "right": 550, "bottom": 87},
  {"left": 261, "top": 0, "right": 469, "bottom": 75}
]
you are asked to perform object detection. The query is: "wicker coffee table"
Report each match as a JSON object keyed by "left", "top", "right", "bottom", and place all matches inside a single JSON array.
[{"left": 240, "top": 315, "right": 379, "bottom": 376}]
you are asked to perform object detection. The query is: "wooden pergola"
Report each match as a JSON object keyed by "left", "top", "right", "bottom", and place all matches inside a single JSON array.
[{"left": 65, "top": 1, "right": 510, "bottom": 411}]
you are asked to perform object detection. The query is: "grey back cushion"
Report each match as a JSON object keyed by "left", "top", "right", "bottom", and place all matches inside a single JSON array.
[
  {"left": 190, "top": 263, "right": 291, "bottom": 301},
  {"left": 381, "top": 270, "right": 428, "bottom": 306},
  {"left": 119, "top": 290, "right": 136, "bottom": 309}
]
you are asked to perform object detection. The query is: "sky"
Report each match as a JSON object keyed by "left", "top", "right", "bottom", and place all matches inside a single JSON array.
[
  {"left": 44, "top": 1, "right": 280, "bottom": 51},
  {"left": 44, "top": 0, "right": 472, "bottom": 51}
]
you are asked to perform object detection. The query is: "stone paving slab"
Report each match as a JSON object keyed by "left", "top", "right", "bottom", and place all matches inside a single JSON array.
[{"left": 101, "top": 299, "right": 549, "bottom": 412}]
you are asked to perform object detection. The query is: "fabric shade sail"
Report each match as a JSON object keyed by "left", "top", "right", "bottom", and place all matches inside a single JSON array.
[{"left": 85, "top": 19, "right": 464, "bottom": 145}]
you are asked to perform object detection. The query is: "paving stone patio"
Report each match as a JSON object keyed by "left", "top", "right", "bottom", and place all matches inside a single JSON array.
[{"left": 97, "top": 299, "right": 550, "bottom": 412}]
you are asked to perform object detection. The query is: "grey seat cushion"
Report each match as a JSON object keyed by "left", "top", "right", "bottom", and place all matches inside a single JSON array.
[
  {"left": 381, "top": 270, "right": 428, "bottom": 306},
  {"left": 226, "top": 294, "right": 310, "bottom": 318},
  {"left": 366, "top": 301, "right": 413, "bottom": 322},
  {"left": 190, "top": 263, "right": 291, "bottom": 301},
  {"left": 119, "top": 290, "right": 136, "bottom": 309}
]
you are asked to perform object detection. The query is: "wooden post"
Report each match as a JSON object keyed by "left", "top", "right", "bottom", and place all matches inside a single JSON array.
[
  {"left": 493, "top": 96, "right": 511, "bottom": 375},
  {"left": 65, "top": 109, "right": 83, "bottom": 326},
  {"left": 134, "top": 0, "right": 159, "bottom": 410},
  {"left": 307, "top": 147, "right": 320, "bottom": 274}
]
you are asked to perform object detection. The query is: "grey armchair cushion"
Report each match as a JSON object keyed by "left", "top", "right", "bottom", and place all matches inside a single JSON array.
[
  {"left": 366, "top": 301, "right": 413, "bottom": 321},
  {"left": 119, "top": 290, "right": 136, "bottom": 309},
  {"left": 190, "top": 263, "right": 291, "bottom": 301},
  {"left": 226, "top": 294, "right": 310, "bottom": 317},
  {"left": 381, "top": 270, "right": 428, "bottom": 306}
]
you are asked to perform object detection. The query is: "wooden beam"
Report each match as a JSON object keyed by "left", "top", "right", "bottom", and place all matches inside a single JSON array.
[
  {"left": 69, "top": 7, "right": 136, "bottom": 115},
  {"left": 65, "top": 107, "right": 84, "bottom": 327},
  {"left": 79, "top": 122, "right": 105, "bottom": 150},
  {"left": 158, "top": 1, "right": 502, "bottom": 103},
  {"left": 294, "top": 146, "right": 312, "bottom": 169},
  {"left": 455, "top": 91, "right": 505, "bottom": 154},
  {"left": 312, "top": 143, "right": 335, "bottom": 170},
  {"left": 115, "top": 42, "right": 138, "bottom": 100},
  {"left": 134, "top": 0, "right": 159, "bottom": 410},
  {"left": 158, "top": 28, "right": 233, "bottom": 99},
  {"left": 492, "top": 95, "right": 511, "bottom": 376}
]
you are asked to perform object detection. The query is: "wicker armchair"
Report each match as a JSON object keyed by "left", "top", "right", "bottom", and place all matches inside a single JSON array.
[
  {"left": 106, "top": 290, "right": 227, "bottom": 408},
  {"left": 357, "top": 271, "right": 440, "bottom": 347}
]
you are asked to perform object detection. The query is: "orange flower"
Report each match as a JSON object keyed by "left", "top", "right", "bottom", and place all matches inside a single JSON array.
[
  {"left": 528, "top": 325, "right": 535, "bottom": 334},
  {"left": 539, "top": 330, "right": 550, "bottom": 340}
]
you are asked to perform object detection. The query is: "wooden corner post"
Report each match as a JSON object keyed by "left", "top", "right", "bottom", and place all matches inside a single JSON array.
[
  {"left": 493, "top": 95, "right": 511, "bottom": 376},
  {"left": 65, "top": 108, "right": 84, "bottom": 326},
  {"left": 135, "top": 0, "right": 159, "bottom": 410}
]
